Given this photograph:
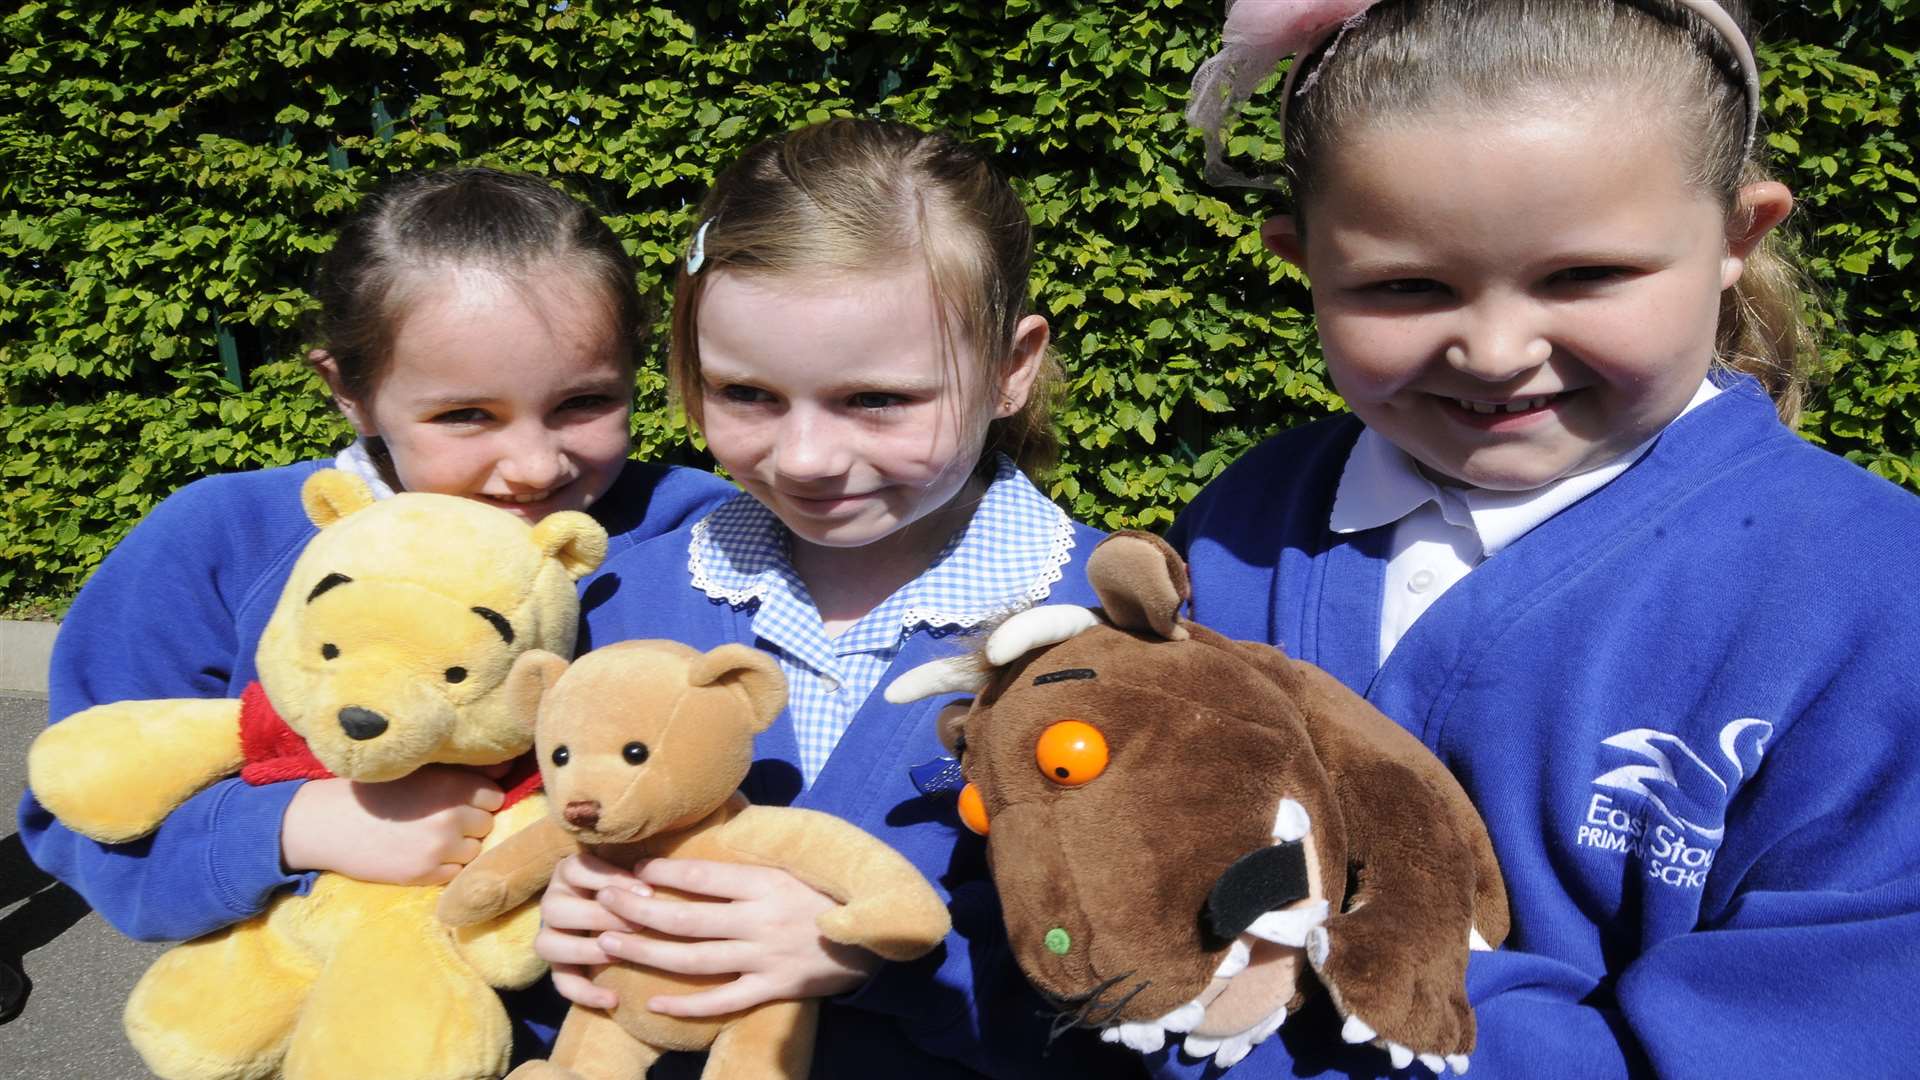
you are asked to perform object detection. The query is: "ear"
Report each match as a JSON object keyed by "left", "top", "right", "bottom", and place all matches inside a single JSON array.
[
  {"left": 1721, "top": 181, "right": 1793, "bottom": 289},
  {"left": 1085, "top": 531, "right": 1190, "bottom": 641},
  {"left": 1260, "top": 215, "right": 1305, "bottom": 268},
  {"left": 936, "top": 701, "right": 972, "bottom": 755},
  {"left": 688, "top": 644, "right": 786, "bottom": 734},
  {"left": 531, "top": 512, "right": 609, "bottom": 580},
  {"left": 309, "top": 349, "right": 377, "bottom": 437},
  {"left": 993, "top": 314, "right": 1051, "bottom": 419},
  {"left": 505, "top": 649, "right": 571, "bottom": 733},
  {"left": 301, "top": 469, "right": 377, "bottom": 528}
]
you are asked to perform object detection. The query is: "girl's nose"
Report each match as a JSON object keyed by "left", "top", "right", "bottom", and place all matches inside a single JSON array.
[
  {"left": 1446, "top": 304, "right": 1552, "bottom": 382},
  {"left": 772, "top": 409, "right": 851, "bottom": 482},
  {"left": 498, "top": 428, "right": 570, "bottom": 490}
]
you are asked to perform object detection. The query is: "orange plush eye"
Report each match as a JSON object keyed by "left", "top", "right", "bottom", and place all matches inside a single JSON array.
[
  {"left": 957, "top": 783, "right": 990, "bottom": 835},
  {"left": 1036, "top": 720, "right": 1108, "bottom": 786}
]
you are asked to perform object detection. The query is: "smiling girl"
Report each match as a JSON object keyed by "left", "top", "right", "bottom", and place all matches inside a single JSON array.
[
  {"left": 536, "top": 119, "right": 1135, "bottom": 1077},
  {"left": 20, "top": 167, "right": 734, "bottom": 1046},
  {"left": 1165, "top": 0, "right": 1920, "bottom": 1076}
]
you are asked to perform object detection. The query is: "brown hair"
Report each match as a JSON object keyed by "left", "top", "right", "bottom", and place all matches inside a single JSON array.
[
  {"left": 312, "top": 166, "right": 643, "bottom": 399},
  {"left": 668, "top": 119, "right": 1060, "bottom": 476},
  {"left": 1282, "top": 0, "right": 1818, "bottom": 422}
]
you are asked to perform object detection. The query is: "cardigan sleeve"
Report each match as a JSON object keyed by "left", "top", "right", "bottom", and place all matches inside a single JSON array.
[{"left": 19, "top": 470, "right": 315, "bottom": 941}]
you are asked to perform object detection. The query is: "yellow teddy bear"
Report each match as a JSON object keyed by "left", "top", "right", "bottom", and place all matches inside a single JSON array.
[{"left": 27, "top": 469, "right": 606, "bottom": 1080}]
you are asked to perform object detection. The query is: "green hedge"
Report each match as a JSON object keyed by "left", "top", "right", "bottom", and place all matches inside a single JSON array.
[{"left": 3, "top": 0, "right": 1915, "bottom": 610}]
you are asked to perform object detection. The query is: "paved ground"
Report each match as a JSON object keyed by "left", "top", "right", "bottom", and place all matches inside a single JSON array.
[{"left": 2, "top": 690, "right": 166, "bottom": 1078}]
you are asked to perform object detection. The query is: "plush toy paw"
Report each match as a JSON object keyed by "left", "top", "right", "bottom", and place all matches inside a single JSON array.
[
  {"left": 437, "top": 868, "right": 514, "bottom": 928},
  {"left": 1309, "top": 923, "right": 1476, "bottom": 1075}
]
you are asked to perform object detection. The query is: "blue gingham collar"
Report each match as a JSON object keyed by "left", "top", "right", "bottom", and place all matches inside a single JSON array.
[{"left": 687, "top": 454, "right": 1077, "bottom": 635}]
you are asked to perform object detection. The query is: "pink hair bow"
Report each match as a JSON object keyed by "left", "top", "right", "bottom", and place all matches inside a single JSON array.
[{"left": 1185, "top": 0, "right": 1379, "bottom": 190}]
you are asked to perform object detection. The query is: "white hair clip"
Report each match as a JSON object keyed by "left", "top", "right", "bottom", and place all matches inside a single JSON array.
[{"left": 686, "top": 218, "right": 713, "bottom": 274}]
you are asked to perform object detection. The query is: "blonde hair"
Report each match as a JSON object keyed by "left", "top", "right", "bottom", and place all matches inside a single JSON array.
[
  {"left": 1282, "top": 0, "right": 1818, "bottom": 423},
  {"left": 668, "top": 118, "right": 1060, "bottom": 476}
]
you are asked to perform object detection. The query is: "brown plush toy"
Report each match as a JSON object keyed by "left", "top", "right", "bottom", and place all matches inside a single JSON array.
[
  {"left": 886, "top": 531, "right": 1509, "bottom": 1074},
  {"left": 437, "top": 639, "right": 954, "bottom": 1080}
]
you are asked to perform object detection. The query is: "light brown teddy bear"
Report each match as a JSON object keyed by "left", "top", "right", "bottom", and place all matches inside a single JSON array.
[
  {"left": 437, "top": 639, "right": 954, "bottom": 1080},
  {"left": 27, "top": 469, "right": 606, "bottom": 1080}
]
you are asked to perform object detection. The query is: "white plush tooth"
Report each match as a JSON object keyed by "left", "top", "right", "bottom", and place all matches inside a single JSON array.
[
  {"left": 1100, "top": 1028, "right": 1122, "bottom": 1044},
  {"left": 1420, "top": 1052, "right": 1448, "bottom": 1073},
  {"left": 1159, "top": 1001, "right": 1206, "bottom": 1033},
  {"left": 1272, "top": 798, "right": 1310, "bottom": 841},
  {"left": 1213, "top": 940, "right": 1252, "bottom": 979},
  {"left": 1116, "top": 1021, "right": 1167, "bottom": 1054},
  {"left": 1183, "top": 1034, "right": 1223, "bottom": 1057},
  {"left": 1470, "top": 926, "right": 1492, "bottom": 952},
  {"left": 1214, "top": 1035, "right": 1254, "bottom": 1067},
  {"left": 1246, "top": 901, "right": 1329, "bottom": 946},
  {"left": 1341, "top": 1015, "right": 1377, "bottom": 1044},
  {"left": 1447, "top": 1053, "right": 1472, "bottom": 1074},
  {"left": 1388, "top": 1042, "right": 1414, "bottom": 1069}
]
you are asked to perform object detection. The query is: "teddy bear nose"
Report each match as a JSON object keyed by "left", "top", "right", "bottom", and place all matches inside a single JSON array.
[
  {"left": 564, "top": 800, "right": 602, "bottom": 829},
  {"left": 338, "top": 707, "right": 389, "bottom": 741}
]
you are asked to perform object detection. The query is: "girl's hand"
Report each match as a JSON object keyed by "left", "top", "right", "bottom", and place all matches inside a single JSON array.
[
  {"left": 534, "top": 851, "right": 649, "bottom": 1010},
  {"left": 594, "top": 858, "right": 882, "bottom": 1017},
  {"left": 280, "top": 764, "right": 505, "bottom": 884}
]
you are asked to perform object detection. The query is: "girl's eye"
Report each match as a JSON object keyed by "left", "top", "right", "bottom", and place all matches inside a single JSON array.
[
  {"left": 557, "top": 394, "right": 617, "bottom": 413},
  {"left": 1376, "top": 278, "right": 1444, "bottom": 295},
  {"left": 431, "top": 407, "right": 492, "bottom": 425},
  {"left": 850, "top": 392, "right": 907, "bottom": 411},
  {"left": 714, "top": 384, "right": 772, "bottom": 405},
  {"left": 1551, "top": 266, "right": 1626, "bottom": 285}
]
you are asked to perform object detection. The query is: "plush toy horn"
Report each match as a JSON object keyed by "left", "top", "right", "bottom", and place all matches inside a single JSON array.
[
  {"left": 984, "top": 605, "right": 1100, "bottom": 666},
  {"left": 885, "top": 657, "right": 989, "bottom": 704}
]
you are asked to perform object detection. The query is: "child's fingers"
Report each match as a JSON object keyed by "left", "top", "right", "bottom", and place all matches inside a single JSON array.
[
  {"left": 536, "top": 924, "right": 616, "bottom": 968},
  {"left": 453, "top": 806, "right": 496, "bottom": 839},
  {"left": 540, "top": 891, "right": 640, "bottom": 936},
  {"left": 596, "top": 932, "right": 755, "bottom": 977},
  {"left": 550, "top": 963, "right": 619, "bottom": 1010},
  {"left": 442, "top": 836, "right": 484, "bottom": 867},
  {"left": 593, "top": 890, "right": 766, "bottom": 945},
  {"left": 424, "top": 862, "right": 464, "bottom": 886},
  {"left": 555, "top": 851, "right": 646, "bottom": 895},
  {"left": 634, "top": 857, "right": 787, "bottom": 901},
  {"left": 465, "top": 782, "right": 506, "bottom": 813},
  {"left": 645, "top": 975, "right": 774, "bottom": 1019}
]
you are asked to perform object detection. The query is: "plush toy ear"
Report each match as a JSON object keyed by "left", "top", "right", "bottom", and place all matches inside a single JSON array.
[
  {"left": 688, "top": 644, "right": 786, "bottom": 734},
  {"left": 936, "top": 702, "right": 972, "bottom": 755},
  {"left": 1085, "top": 531, "right": 1190, "bottom": 641},
  {"left": 301, "top": 469, "right": 377, "bottom": 528},
  {"left": 504, "top": 649, "right": 571, "bottom": 732},
  {"left": 531, "top": 511, "right": 609, "bottom": 581}
]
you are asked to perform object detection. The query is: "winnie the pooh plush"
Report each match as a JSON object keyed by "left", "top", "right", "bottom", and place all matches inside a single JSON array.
[
  {"left": 887, "top": 532, "right": 1508, "bottom": 1074},
  {"left": 27, "top": 469, "right": 606, "bottom": 1080},
  {"left": 437, "top": 639, "right": 954, "bottom": 1080}
]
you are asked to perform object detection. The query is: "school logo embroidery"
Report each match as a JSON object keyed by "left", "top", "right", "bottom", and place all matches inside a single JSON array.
[{"left": 1575, "top": 718, "right": 1773, "bottom": 890}]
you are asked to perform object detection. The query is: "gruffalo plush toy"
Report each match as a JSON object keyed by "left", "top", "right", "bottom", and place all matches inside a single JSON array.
[
  {"left": 437, "top": 639, "right": 954, "bottom": 1080},
  {"left": 887, "top": 532, "right": 1509, "bottom": 1075},
  {"left": 27, "top": 469, "right": 607, "bottom": 1080}
]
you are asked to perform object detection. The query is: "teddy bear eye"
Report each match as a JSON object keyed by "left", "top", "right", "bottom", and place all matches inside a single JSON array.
[
  {"left": 321, "top": 643, "right": 339, "bottom": 661},
  {"left": 551, "top": 745, "right": 570, "bottom": 767},
  {"left": 444, "top": 666, "right": 467, "bottom": 684},
  {"left": 622, "top": 742, "right": 650, "bottom": 765}
]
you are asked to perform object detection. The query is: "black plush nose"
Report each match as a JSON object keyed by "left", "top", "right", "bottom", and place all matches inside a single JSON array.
[{"left": 338, "top": 707, "right": 389, "bottom": 741}]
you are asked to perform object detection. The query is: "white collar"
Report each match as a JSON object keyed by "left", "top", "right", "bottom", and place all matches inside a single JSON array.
[{"left": 1329, "top": 380, "right": 1720, "bottom": 557}]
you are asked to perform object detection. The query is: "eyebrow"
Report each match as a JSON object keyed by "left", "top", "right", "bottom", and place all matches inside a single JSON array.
[
  {"left": 308, "top": 573, "right": 352, "bottom": 602},
  {"left": 1034, "top": 668, "right": 1097, "bottom": 686}
]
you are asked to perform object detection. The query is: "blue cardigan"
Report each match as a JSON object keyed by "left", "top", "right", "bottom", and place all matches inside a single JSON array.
[
  {"left": 1157, "top": 378, "right": 1920, "bottom": 1078},
  {"left": 20, "top": 458, "right": 736, "bottom": 942},
  {"left": 577, "top": 513, "right": 1147, "bottom": 1078}
]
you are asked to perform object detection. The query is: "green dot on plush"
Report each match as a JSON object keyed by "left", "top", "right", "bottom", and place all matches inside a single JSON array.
[{"left": 1044, "top": 928, "right": 1071, "bottom": 956}]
